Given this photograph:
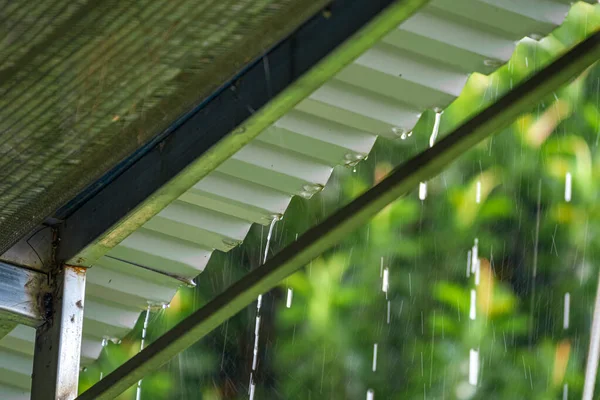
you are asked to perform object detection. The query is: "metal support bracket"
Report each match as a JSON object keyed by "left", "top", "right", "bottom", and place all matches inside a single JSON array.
[
  {"left": 0, "top": 261, "right": 45, "bottom": 328},
  {"left": 32, "top": 265, "right": 86, "bottom": 400}
]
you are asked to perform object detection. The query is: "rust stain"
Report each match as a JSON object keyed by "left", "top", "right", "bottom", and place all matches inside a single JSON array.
[{"left": 65, "top": 265, "right": 88, "bottom": 276}]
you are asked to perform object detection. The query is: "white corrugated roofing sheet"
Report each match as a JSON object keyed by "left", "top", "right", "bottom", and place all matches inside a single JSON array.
[{"left": 0, "top": 0, "right": 588, "bottom": 396}]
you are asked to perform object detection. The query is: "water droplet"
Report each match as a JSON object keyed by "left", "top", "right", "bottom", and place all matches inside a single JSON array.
[
  {"left": 222, "top": 238, "right": 242, "bottom": 249},
  {"left": 484, "top": 59, "right": 503, "bottom": 68},
  {"left": 299, "top": 183, "right": 324, "bottom": 199},
  {"left": 392, "top": 126, "right": 407, "bottom": 138},
  {"left": 344, "top": 153, "right": 366, "bottom": 167},
  {"left": 476, "top": 180, "right": 481, "bottom": 204},
  {"left": 530, "top": 32, "right": 544, "bottom": 40}
]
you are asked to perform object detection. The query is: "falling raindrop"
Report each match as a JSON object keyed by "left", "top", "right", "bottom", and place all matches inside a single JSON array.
[
  {"left": 466, "top": 250, "right": 472, "bottom": 278},
  {"left": 249, "top": 217, "right": 279, "bottom": 396},
  {"left": 469, "top": 290, "right": 477, "bottom": 321},
  {"left": 419, "top": 182, "right": 427, "bottom": 200},
  {"left": 471, "top": 239, "right": 479, "bottom": 275},
  {"left": 366, "top": 389, "right": 375, "bottom": 400},
  {"left": 565, "top": 172, "right": 572, "bottom": 202},
  {"left": 469, "top": 349, "right": 479, "bottom": 386},
  {"left": 382, "top": 268, "right": 389, "bottom": 294},
  {"left": 372, "top": 343, "right": 378, "bottom": 372},
  {"left": 386, "top": 300, "right": 391, "bottom": 324},
  {"left": 418, "top": 111, "right": 443, "bottom": 201},
  {"left": 564, "top": 292, "right": 571, "bottom": 330},
  {"left": 563, "top": 383, "right": 568, "bottom": 400},
  {"left": 286, "top": 288, "right": 293, "bottom": 308},
  {"left": 476, "top": 180, "right": 482, "bottom": 204},
  {"left": 252, "top": 316, "right": 261, "bottom": 370},
  {"left": 249, "top": 379, "right": 256, "bottom": 400}
]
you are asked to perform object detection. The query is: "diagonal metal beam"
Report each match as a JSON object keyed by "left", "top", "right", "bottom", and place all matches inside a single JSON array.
[
  {"left": 76, "top": 30, "right": 600, "bottom": 400},
  {"left": 59, "top": 0, "right": 431, "bottom": 267}
]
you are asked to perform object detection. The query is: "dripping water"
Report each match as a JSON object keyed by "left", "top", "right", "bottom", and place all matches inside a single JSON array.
[
  {"left": 136, "top": 305, "right": 151, "bottom": 400},
  {"left": 249, "top": 216, "right": 279, "bottom": 399},
  {"left": 419, "top": 111, "right": 442, "bottom": 200},
  {"left": 99, "top": 338, "right": 108, "bottom": 380}
]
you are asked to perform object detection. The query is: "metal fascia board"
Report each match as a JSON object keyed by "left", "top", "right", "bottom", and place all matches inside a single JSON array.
[{"left": 76, "top": 29, "right": 600, "bottom": 400}]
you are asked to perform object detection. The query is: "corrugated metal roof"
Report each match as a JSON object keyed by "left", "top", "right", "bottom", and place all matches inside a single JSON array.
[
  {"left": 0, "top": 0, "right": 591, "bottom": 396},
  {"left": 0, "top": 0, "right": 329, "bottom": 257}
]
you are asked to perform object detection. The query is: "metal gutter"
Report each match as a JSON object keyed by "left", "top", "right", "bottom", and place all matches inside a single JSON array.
[{"left": 76, "top": 29, "right": 600, "bottom": 399}]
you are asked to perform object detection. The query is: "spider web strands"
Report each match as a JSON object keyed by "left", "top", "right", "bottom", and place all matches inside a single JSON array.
[{"left": 76, "top": 28, "right": 600, "bottom": 400}]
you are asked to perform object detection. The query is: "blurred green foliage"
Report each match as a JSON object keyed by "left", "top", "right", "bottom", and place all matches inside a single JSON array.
[{"left": 80, "top": 2, "right": 600, "bottom": 399}]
